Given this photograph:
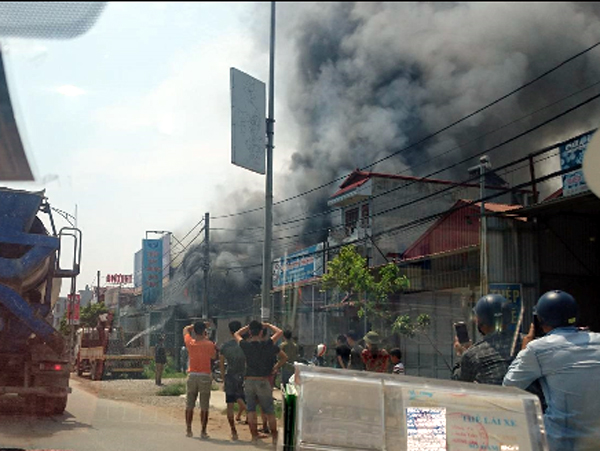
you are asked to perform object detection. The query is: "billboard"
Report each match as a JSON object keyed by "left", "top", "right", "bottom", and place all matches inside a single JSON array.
[
  {"left": 273, "top": 243, "right": 324, "bottom": 288},
  {"left": 142, "top": 239, "right": 163, "bottom": 304},
  {"left": 230, "top": 67, "right": 266, "bottom": 174},
  {"left": 559, "top": 130, "right": 596, "bottom": 197}
]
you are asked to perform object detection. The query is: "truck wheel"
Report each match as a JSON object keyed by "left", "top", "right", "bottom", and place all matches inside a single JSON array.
[{"left": 52, "top": 396, "right": 68, "bottom": 414}]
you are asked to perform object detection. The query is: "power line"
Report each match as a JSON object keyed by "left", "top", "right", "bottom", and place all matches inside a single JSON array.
[
  {"left": 206, "top": 132, "right": 591, "bottom": 274},
  {"left": 209, "top": 39, "right": 600, "bottom": 221}
]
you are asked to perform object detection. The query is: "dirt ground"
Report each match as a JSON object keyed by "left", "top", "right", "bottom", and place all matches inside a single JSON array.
[{"left": 72, "top": 374, "right": 282, "bottom": 445}]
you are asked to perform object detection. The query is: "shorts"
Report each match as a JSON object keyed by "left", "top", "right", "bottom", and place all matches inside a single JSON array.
[
  {"left": 224, "top": 373, "right": 246, "bottom": 404},
  {"left": 244, "top": 378, "right": 274, "bottom": 415},
  {"left": 186, "top": 374, "right": 212, "bottom": 410}
]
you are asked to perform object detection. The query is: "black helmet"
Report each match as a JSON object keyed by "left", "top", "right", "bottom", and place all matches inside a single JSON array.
[
  {"left": 473, "top": 294, "right": 509, "bottom": 330},
  {"left": 534, "top": 290, "right": 578, "bottom": 328}
]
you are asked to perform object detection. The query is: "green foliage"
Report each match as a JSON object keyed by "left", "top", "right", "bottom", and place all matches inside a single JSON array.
[
  {"left": 321, "top": 245, "right": 374, "bottom": 297},
  {"left": 322, "top": 245, "right": 410, "bottom": 318},
  {"left": 392, "top": 314, "right": 432, "bottom": 338},
  {"left": 80, "top": 302, "right": 109, "bottom": 328},
  {"left": 59, "top": 315, "right": 70, "bottom": 336},
  {"left": 157, "top": 382, "right": 186, "bottom": 396}
]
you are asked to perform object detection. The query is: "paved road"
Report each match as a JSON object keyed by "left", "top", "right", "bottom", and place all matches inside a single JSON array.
[{"left": 0, "top": 379, "right": 270, "bottom": 451}]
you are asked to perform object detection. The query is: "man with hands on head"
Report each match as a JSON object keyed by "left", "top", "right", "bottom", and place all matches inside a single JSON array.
[
  {"left": 234, "top": 320, "right": 288, "bottom": 446},
  {"left": 183, "top": 321, "right": 216, "bottom": 440}
]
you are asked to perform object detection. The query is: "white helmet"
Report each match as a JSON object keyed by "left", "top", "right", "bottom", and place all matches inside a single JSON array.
[{"left": 317, "top": 343, "right": 327, "bottom": 357}]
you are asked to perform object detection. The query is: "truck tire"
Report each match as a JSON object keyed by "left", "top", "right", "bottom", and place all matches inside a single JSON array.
[{"left": 51, "top": 396, "right": 68, "bottom": 414}]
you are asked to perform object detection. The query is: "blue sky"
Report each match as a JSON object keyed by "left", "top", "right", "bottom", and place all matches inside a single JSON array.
[{"left": 2, "top": 2, "right": 294, "bottom": 293}]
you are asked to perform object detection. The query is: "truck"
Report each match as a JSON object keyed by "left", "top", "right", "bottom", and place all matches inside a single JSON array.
[
  {"left": 74, "top": 311, "right": 153, "bottom": 380},
  {"left": 0, "top": 187, "right": 81, "bottom": 414}
]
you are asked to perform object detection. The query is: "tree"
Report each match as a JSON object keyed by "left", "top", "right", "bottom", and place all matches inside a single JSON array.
[
  {"left": 321, "top": 244, "right": 410, "bottom": 319},
  {"left": 79, "top": 302, "right": 109, "bottom": 328}
]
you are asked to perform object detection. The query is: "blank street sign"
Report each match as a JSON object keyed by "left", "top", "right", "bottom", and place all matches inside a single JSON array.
[{"left": 230, "top": 67, "right": 266, "bottom": 175}]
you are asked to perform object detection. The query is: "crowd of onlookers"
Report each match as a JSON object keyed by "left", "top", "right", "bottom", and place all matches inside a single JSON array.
[{"left": 174, "top": 288, "right": 600, "bottom": 451}]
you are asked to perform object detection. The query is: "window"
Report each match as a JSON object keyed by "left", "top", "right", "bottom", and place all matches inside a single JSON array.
[{"left": 345, "top": 207, "right": 359, "bottom": 235}]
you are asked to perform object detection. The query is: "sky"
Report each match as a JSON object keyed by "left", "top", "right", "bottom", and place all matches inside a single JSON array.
[{"left": 2, "top": 2, "right": 296, "bottom": 294}]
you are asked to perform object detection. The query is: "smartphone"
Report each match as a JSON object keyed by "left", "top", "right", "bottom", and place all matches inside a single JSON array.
[
  {"left": 454, "top": 322, "right": 470, "bottom": 344},
  {"left": 533, "top": 315, "right": 545, "bottom": 338}
]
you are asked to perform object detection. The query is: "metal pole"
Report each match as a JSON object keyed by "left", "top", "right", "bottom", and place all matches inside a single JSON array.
[
  {"left": 312, "top": 283, "right": 315, "bottom": 346},
  {"left": 203, "top": 212, "right": 210, "bottom": 319},
  {"left": 97, "top": 270, "right": 101, "bottom": 304},
  {"left": 262, "top": 1, "right": 276, "bottom": 322},
  {"left": 479, "top": 156, "right": 489, "bottom": 296}
]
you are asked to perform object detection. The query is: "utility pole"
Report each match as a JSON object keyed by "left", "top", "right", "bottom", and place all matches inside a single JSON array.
[
  {"left": 97, "top": 270, "right": 101, "bottom": 304},
  {"left": 469, "top": 155, "right": 491, "bottom": 297},
  {"left": 203, "top": 212, "right": 210, "bottom": 320},
  {"left": 261, "top": 1, "right": 276, "bottom": 323}
]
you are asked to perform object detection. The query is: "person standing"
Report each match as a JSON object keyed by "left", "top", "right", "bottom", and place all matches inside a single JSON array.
[
  {"left": 346, "top": 330, "right": 365, "bottom": 371},
  {"left": 361, "top": 332, "right": 390, "bottom": 373},
  {"left": 504, "top": 291, "right": 600, "bottom": 451},
  {"left": 452, "top": 294, "right": 515, "bottom": 385},
  {"left": 335, "top": 335, "right": 351, "bottom": 369},
  {"left": 180, "top": 344, "right": 188, "bottom": 374},
  {"left": 234, "top": 321, "right": 287, "bottom": 446},
  {"left": 389, "top": 348, "right": 404, "bottom": 374},
  {"left": 183, "top": 321, "right": 216, "bottom": 439},
  {"left": 219, "top": 320, "right": 248, "bottom": 441},
  {"left": 154, "top": 334, "right": 167, "bottom": 386},
  {"left": 280, "top": 330, "right": 299, "bottom": 386}
]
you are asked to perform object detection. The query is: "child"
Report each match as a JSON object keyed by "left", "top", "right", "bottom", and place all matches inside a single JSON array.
[{"left": 389, "top": 348, "right": 404, "bottom": 375}]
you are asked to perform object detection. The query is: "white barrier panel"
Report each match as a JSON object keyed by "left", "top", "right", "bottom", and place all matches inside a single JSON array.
[{"left": 288, "top": 364, "right": 547, "bottom": 451}]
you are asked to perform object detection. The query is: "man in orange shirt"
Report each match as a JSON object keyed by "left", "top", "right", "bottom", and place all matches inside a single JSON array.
[{"left": 183, "top": 321, "right": 216, "bottom": 439}]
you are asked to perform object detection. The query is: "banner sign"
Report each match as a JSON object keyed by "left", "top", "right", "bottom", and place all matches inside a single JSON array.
[
  {"left": 66, "top": 293, "right": 81, "bottom": 325},
  {"left": 142, "top": 239, "right": 163, "bottom": 304},
  {"left": 273, "top": 243, "right": 324, "bottom": 288},
  {"left": 559, "top": 130, "right": 596, "bottom": 197},
  {"left": 489, "top": 283, "right": 522, "bottom": 334}
]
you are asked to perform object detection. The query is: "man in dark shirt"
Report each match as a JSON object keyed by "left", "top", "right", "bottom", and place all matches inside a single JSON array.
[
  {"left": 154, "top": 335, "right": 167, "bottom": 386},
  {"left": 346, "top": 330, "right": 365, "bottom": 371},
  {"left": 219, "top": 320, "right": 247, "bottom": 441},
  {"left": 234, "top": 320, "right": 287, "bottom": 445},
  {"left": 335, "top": 334, "right": 351, "bottom": 369}
]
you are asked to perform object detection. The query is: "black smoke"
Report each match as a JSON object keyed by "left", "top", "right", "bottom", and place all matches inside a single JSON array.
[{"left": 182, "top": 2, "right": 600, "bottom": 315}]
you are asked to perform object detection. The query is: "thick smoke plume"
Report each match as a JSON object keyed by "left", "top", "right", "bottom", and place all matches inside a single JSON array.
[{"left": 182, "top": 2, "right": 600, "bottom": 315}]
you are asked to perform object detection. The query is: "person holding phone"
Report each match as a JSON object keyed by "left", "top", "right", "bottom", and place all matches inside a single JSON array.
[
  {"left": 451, "top": 294, "right": 516, "bottom": 385},
  {"left": 504, "top": 291, "right": 600, "bottom": 451}
]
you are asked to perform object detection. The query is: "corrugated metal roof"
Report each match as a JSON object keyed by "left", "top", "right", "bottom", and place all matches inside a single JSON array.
[{"left": 402, "top": 199, "right": 523, "bottom": 260}]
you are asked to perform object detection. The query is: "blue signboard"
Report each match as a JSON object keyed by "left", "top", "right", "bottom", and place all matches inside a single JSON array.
[
  {"left": 142, "top": 239, "right": 163, "bottom": 304},
  {"left": 273, "top": 243, "right": 324, "bottom": 288},
  {"left": 489, "top": 283, "right": 522, "bottom": 334},
  {"left": 559, "top": 131, "right": 596, "bottom": 197}
]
